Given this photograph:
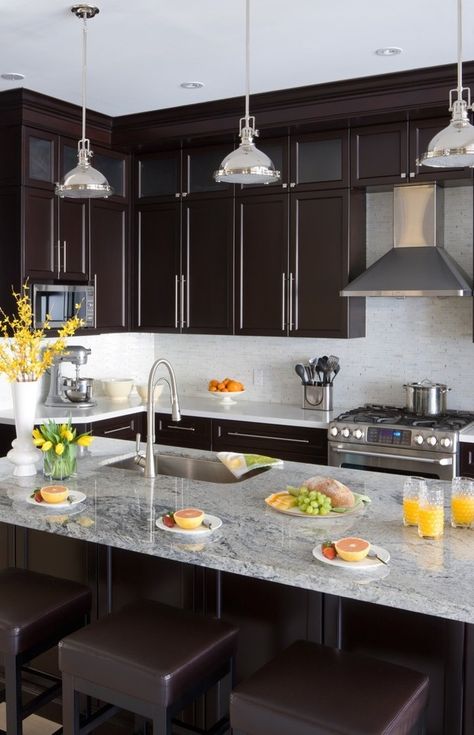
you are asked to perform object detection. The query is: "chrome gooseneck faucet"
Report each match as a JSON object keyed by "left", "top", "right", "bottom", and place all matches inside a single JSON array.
[{"left": 143, "top": 359, "right": 181, "bottom": 479}]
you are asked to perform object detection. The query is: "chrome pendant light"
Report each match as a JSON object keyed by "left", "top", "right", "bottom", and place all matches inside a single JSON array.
[
  {"left": 418, "top": 0, "right": 474, "bottom": 168},
  {"left": 214, "top": 0, "right": 280, "bottom": 185},
  {"left": 56, "top": 4, "right": 112, "bottom": 198}
]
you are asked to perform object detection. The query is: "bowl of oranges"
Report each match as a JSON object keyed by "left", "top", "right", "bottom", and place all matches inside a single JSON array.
[{"left": 208, "top": 378, "right": 245, "bottom": 404}]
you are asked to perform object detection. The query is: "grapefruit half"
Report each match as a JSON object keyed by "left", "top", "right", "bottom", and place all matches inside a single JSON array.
[{"left": 334, "top": 537, "right": 370, "bottom": 562}]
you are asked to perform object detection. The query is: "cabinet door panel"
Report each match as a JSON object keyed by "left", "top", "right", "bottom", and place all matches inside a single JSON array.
[
  {"left": 156, "top": 414, "right": 212, "bottom": 450},
  {"left": 23, "top": 188, "right": 56, "bottom": 279},
  {"left": 91, "top": 200, "right": 128, "bottom": 330},
  {"left": 351, "top": 122, "right": 408, "bottom": 186},
  {"left": 59, "top": 198, "right": 88, "bottom": 281},
  {"left": 291, "top": 130, "right": 348, "bottom": 190},
  {"left": 182, "top": 197, "right": 233, "bottom": 334},
  {"left": 137, "top": 151, "right": 181, "bottom": 200},
  {"left": 236, "top": 194, "right": 289, "bottom": 336},
  {"left": 137, "top": 203, "right": 181, "bottom": 330},
  {"left": 183, "top": 143, "right": 233, "bottom": 197},
  {"left": 290, "top": 190, "right": 349, "bottom": 337},
  {"left": 23, "top": 128, "right": 57, "bottom": 189}
]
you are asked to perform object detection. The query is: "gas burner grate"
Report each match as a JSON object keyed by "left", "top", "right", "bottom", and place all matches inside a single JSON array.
[{"left": 335, "top": 405, "right": 474, "bottom": 430}]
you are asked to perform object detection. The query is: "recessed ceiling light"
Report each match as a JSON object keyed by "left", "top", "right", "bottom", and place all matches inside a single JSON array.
[
  {"left": 375, "top": 47, "right": 403, "bottom": 57},
  {"left": 180, "top": 81, "right": 204, "bottom": 89},
  {"left": 1, "top": 72, "right": 25, "bottom": 81}
]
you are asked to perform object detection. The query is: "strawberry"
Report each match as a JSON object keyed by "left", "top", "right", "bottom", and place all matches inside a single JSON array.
[
  {"left": 33, "top": 490, "right": 43, "bottom": 503},
  {"left": 162, "top": 512, "right": 175, "bottom": 528},
  {"left": 322, "top": 541, "right": 336, "bottom": 560}
]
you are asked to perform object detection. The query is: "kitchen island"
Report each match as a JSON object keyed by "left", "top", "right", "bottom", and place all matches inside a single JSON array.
[{"left": 0, "top": 438, "right": 472, "bottom": 734}]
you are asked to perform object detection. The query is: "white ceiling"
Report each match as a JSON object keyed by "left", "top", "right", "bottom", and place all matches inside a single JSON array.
[{"left": 1, "top": 0, "right": 474, "bottom": 117}]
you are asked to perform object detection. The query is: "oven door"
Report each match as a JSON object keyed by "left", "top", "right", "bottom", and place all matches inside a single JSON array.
[{"left": 328, "top": 442, "right": 456, "bottom": 480}]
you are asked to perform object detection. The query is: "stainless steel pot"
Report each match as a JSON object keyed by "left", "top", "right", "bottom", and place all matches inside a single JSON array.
[{"left": 403, "top": 380, "right": 450, "bottom": 416}]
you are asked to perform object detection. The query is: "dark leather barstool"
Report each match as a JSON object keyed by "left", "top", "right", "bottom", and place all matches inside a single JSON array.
[
  {"left": 0, "top": 567, "right": 91, "bottom": 735},
  {"left": 59, "top": 599, "right": 238, "bottom": 734},
  {"left": 231, "top": 640, "right": 429, "bottom": 735}
]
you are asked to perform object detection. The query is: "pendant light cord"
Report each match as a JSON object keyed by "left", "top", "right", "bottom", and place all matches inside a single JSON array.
[
  {"left": 81, "top": 10, "right": 88, "bottom": 144},
  {"left": 245, "top": 0, "right": 250, "bottom": 126},
  {"left": 457, "top": 0, "right": 463, "bottom": 98}
]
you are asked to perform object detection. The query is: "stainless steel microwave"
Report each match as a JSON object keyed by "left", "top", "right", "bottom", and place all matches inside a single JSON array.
[{"left": 32, "top": 283, "right": 95, "bottom": 329}]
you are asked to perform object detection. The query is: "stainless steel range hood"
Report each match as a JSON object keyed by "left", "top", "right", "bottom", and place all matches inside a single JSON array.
[{"left": 341, "top": 184, "right": 472, "bottom": 297}]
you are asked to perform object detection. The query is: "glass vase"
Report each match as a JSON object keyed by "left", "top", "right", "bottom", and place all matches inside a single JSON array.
[{"left": 43, "top": 444, "right": 77, "bottom": 481}]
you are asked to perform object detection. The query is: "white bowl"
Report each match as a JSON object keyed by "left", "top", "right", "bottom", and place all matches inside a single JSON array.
[
  {"left": 102, "top": 379, "right": 134, "bottom": 400},
  {"left": 208, "top": 389, "right": 245, "bottom": 405},
  {"left": 136, "top": 383, "right": 164, "bottom": 403}
]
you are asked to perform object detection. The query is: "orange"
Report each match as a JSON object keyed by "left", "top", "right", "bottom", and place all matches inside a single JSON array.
[
  {"left": 40, "top": 485, "right": 69, "bottom": 504},
  {"left": 174, "top": 508, "right": 204, "bottom": 529},
  {"left": 334, "top": 537, "right": 370, "bottom": 562}
]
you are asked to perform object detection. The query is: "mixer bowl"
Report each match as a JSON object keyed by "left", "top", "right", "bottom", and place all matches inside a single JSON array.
[{"left": 65, "top": 377, "right": 94, "bottom": 403}]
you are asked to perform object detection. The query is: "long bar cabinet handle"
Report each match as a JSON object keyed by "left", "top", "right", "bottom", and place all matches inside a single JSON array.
[
  {"left": 63, "top": 240, "right": 67, "bottom": 273},
  {"left": 174, "top": 275, "right": 179, "bottom": 329},
  {"left": 331, "top": 447, "right": 453, "bottom": 465},
  {"left": 289, "top": 272, "right": 294, "bottom": 331},
  {"left": 180, "top": 275, "right": 186, "bottom": 328},
  {"left": 227, "top": 431, "right": 310, "bottom": 444},
  {"left": 281, "top": 273, "right": 286, "bottom": 331},
  {"left": 57, "top": 239, "right": 61, "bottom": 277}
]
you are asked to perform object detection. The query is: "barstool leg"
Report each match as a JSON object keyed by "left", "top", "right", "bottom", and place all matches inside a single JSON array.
[
  {"left": 62, "top": 673, "right": 81, "bottom": 735},
  {"left": 151, "top": 705, "right": 169, "bottom": 735},
  {"left": 4, "top": 654, "right": 22, "bottom": 735}
]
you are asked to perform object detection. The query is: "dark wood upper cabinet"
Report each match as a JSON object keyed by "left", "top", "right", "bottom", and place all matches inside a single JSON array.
[
  {"left": 58, "top": 198, "right": 88, "bottom": 281},
  {"left": 136, "top": 202, "right": 181, "bottom": 331},
  {"left": 23, "top": 188, "right": 56, "bottom": 279},
  {"left": 23, "top": 128, "right": 58, "bottom": 189},
  {"left": 351, "top": 121, "right": 409, "bottom": 186},
  {"left": 136, "top": 150, "right": 181, "bottom": 201},
  {"left": 290, "top": 130, "right": 349, "bottom": 190},
  {"left": 181, "top": 197, "right": 234, "bottom": 334},
  {"left": 289, "top": 190, "right": 364, "bottom": 338},
  {"left": 90, "top": 200, "right": 128, "bottom": 330},
  {"left": 409, "top": 117, "right": 472, "bottom": 182},
  {"left": 236, "top": 192, "right": 289, "bottom": 336},
  {"left": 182, "top": 143, "right": 234, "bottom": 198}
]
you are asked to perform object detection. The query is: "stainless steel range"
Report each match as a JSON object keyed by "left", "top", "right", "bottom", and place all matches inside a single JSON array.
[{"left": 328, "top": 405, "right": 474, "bottom": 480}]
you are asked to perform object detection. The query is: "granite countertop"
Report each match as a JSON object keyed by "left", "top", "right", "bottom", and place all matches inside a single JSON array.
[
  {"left": 0, "top": 437, "right": 473, "bottom": 625},
  {"left": 0, "top": 396, "right": 339, "bottom": 429}
]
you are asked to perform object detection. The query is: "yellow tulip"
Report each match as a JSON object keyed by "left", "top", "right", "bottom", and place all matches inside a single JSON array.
[
  {"left": 59, "top": 424, "right": 68, "bottom": 436},
  {"left": 77, "top": 435, "right": 94, "bottom": 447},
  {"left": 62, "top": 430, "right": 74, "bottom": 442},
  {"left": 33, "top": 438, "right": 45, "bottom": 447},
  {"left": 32, "top": 428, "right": 42, "bottom": 441},
  {"left": 55, "top": 443, "right": 65, "bottom": 456},
  {"left": 41, "top": 441, "right": 52, "bottom": 452}
]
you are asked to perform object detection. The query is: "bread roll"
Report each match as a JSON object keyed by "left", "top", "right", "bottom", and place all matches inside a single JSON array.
[{"left": 305, "top": 476, "right": 355, "bottom": 508}]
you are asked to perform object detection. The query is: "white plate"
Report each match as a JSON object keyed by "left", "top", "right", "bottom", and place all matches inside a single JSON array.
[
  {"left": 312, "top": 543, "right": 390, "bottom": 570},
  {"left": 156, "top": 513, "right": 222, "bottom": 536},
  {"left": 265, "top": 491, "right": 367, "bottom": 518},
  {"left": 26, "top": 491, "right": 86, "bottom": 509},
  {"left": 208, "top": 390, "right": 245, "bottom": 405}
]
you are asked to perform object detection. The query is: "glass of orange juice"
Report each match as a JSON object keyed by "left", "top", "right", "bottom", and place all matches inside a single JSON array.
[
  {"left": 418, "top": 485, "right": 444, "bottom": 539},
  {"left": 451, "top": 477, "right": 474, "bottom": 529},
  {"left": 403, "top": 477, "right": 426, "bottom": 527}
]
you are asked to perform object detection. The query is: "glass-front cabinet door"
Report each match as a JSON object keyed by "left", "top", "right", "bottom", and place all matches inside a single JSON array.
[
  {"left": 23, "top": 128, "right": 58, "bottom": 189},
  {"left": 290, "top": 130, "right": 349, "bottom": 190},
  {"left": 182, "top": 143, "right": 234, "bottom": 198},
  {"left": 137, "top": 151, "right": 181, "bottom": 201}
]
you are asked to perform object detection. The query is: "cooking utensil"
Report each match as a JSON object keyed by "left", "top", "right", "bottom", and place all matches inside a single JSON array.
[
  {"left": 326, "top": 355, "right": 340, "bottom": 384},
  {"left": 403, "top": 380, "right": 450, "bottom": 416},
  {"left": 295, "top": 364, "right": 309, "bottom": 385},
  {"left": 308, "top": 358, "right": 319, "bottom": 385},
  {"left": 317, "top": 356, "right": 331, "bottom": 385},
  {"left": 330, "top": 364, "right": 340, "bottom": 383}
]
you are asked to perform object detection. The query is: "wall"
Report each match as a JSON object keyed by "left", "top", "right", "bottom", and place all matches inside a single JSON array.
[{"left": 155, "top": 185, "right": 474, "bottom": 411}]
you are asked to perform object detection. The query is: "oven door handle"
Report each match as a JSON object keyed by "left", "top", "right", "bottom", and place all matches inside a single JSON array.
[{"left": 330, "top": 447, "right": 453, "bottom": 466}]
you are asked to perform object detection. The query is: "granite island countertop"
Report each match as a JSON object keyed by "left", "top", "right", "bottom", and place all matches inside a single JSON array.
[{"left": 0, "top": 436, "right": 473, "bottom": 624}]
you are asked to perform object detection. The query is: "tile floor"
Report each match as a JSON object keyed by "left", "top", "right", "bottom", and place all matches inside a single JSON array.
[{"left": 0, "top": 703, "right": 59, "bottom": 734}]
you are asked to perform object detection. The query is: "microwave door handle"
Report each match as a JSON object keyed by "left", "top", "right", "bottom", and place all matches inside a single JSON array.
[{"left": 330, "top": 447, "right": 453, "bottom": 466}]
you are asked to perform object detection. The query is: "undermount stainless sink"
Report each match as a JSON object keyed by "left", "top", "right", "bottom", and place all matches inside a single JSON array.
[{"left": 104, "top": 454, "right": 268, "bottom": 484}]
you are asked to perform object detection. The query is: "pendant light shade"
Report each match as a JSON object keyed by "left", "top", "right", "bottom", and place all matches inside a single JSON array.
[
  {"left": 418, "top": 0, "right": 474, "bottom": 169},
  {"left": 56, "top": 4, "right": 112, "bottom": 198},
  {"left": 214, "top": 0, "right": 280, "bottom": 185}
]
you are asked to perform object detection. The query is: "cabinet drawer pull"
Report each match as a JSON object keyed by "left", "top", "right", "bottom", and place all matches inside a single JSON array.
[
  {"left": 226, "top": 431, "right": 310, "bottom": 444},
  {"left": 164, "top": 425, "right": 196, "bottom": 432},
  {"left": 103, "top": 424, "right": 134, "bottom": 435}
]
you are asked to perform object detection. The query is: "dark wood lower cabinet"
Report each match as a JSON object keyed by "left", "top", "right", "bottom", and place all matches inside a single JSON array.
[
  {"left": 459, "top": 442, "right": 474, "bottom": 478},
  {"left": 92, "top": 413, "right": 143, "bottom": 441},
  {"left": 156, "top": 412, "right": 212, "bottom": 450}
]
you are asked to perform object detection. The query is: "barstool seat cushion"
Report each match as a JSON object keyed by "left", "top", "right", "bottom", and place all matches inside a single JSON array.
[
  {"left": 0, "top": 568, "right": 91, "bottom": 656},
  {"left": 59, "top": 599, "right": 238, "bottom": 707},
  {"left": 231, "top": 640, "right": 429, "bottom": 735}
]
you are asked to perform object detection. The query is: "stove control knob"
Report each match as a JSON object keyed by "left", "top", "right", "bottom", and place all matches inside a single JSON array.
[
  {"left": 341, "top": 428, "right": 350, "bottom": 438},
  {"left": 353, "top": 429, "right": 364, "bottom": 440},
  {"left": 426, "top": 435, "right": 437, "bottom": 447},
  {"left": 440, "top": 437, "right": 452, "bottom": 448},
  {"left": 414, "top": 434, "right": 424, "bottom": 445},
  {"left": 330, "top": 426, "right": 339, "bottom": 437}
]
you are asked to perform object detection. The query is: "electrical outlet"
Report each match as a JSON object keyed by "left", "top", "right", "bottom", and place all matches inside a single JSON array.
[{"left": 253, "top": 368, "right": 264, "bottom": 386}]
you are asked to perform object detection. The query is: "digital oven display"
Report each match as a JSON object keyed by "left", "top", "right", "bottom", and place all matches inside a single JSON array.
[{"left": 366, "top": 427, "right": 411, "bottom": 446}]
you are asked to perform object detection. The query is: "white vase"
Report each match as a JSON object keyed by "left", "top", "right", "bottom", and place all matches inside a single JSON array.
[{"left": 7, "top": 380, "right": 41, "bottom": 477}]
